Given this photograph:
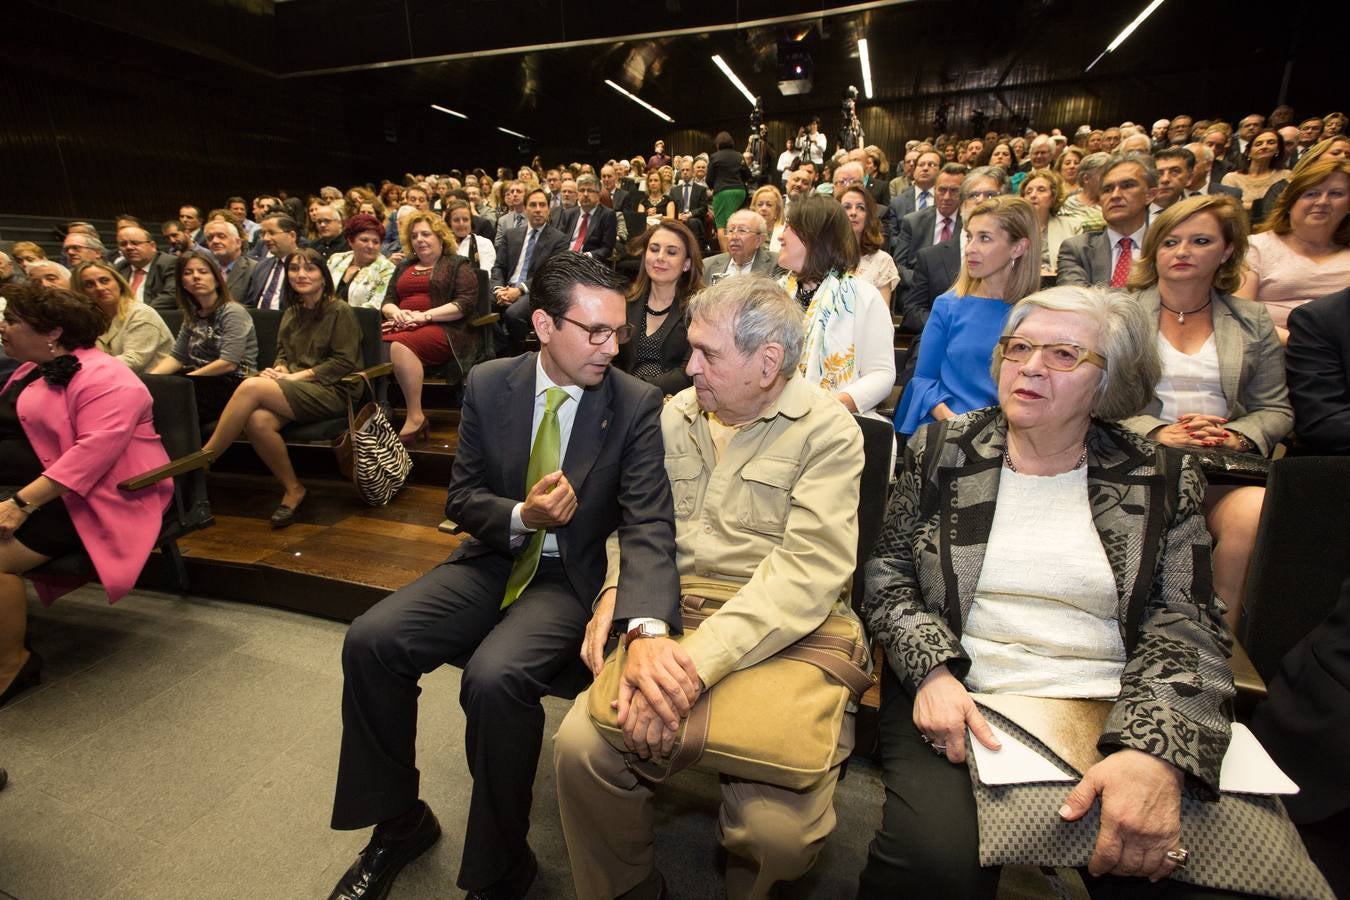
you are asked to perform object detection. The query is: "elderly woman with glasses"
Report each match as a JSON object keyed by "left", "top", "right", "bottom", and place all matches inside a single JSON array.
[{"left": 860, "top": 284, "right": 1237, "bottom": 898}]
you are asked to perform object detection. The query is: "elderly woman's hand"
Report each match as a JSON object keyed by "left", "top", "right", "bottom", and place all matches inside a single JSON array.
[
  {"left": 1060, "top": 748, "right": 1185, "bottom": 882},
  {"left": 912, "top": 664, "right": 1001, "bottom": 763}
]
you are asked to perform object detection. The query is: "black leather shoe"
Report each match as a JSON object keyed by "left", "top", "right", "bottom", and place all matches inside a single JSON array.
[
  {"left": 269, "top": 496, "right": 304, "bottom": 529},
  {"left": 465, "top": 845, "right": 537, "bottom": 900},
  {"left": 327, "top": 802, "right": 441, "bottom": 900},
  {"left": 0, "top": 650, "right": 43, "bottom": 708}
]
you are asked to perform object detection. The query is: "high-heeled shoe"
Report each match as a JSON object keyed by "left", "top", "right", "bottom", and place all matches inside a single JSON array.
[
  {"left": 398, "top": 420, "right": 431, "bottom": 446},
  {"left": 0, "top": 649, "right": 43, "bottom": 708}
]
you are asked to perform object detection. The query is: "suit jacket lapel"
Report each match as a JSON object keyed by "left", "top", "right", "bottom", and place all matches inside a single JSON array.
[
  {"left": 1092, "top": 231, "right": 1113, "bottom": 284},
  {"left": 501, "top": 354, "right": 537, "bottom": 497},
  {"left": 562, "top": 375, "right": 612, "bottom": 496},
  {"left": 1211, "top": 290, "right": 1244, "bottom": 408}
]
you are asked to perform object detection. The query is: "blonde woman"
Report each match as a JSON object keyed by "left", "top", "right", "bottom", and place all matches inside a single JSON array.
[
  {"left": 895, "top": 196, "right": 1042, "bottom": 434},
  {"left": 71, "top": 259, "right": 173, "bottom": 373},
  {"left": 751, "top": 184, "right": 786, "bottom": 252}
]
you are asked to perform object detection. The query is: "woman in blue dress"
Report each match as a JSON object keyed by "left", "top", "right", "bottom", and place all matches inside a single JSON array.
[{"left": 895, "top": 196, "right": 1042, "bottom": 435}]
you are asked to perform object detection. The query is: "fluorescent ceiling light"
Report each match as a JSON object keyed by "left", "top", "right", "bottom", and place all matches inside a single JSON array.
[
  {"left": 1086, "top": 0, "right": 1165, "bottom": 72},
  {"left": 497, "top": 126, "right": 530, "bottom": 139},
  {"left": 710, "top": 55, "right": 757, "bottom": 106},
  {"left": 604, "top": 79, "right": 674, "bottom": 123},
  {"left": 430, "top": 104, "right": 468, "bottom": 119},
  {"left": 857, "top": 39, "right": 873, "bottom": 99}
]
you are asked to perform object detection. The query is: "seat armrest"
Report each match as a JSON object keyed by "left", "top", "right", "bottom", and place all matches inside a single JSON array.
[
  {"left": 469, "top": 312, "right": 501, "bottom": 327},
  {"left": 1229, "top": 641, "right": 1268, "bottom": 700},
  {"left": 119, "top": 449, "right": 213, "bottom": 491},
  {"left": 340, "top": 362, "right": 394, "bottom": 387}
]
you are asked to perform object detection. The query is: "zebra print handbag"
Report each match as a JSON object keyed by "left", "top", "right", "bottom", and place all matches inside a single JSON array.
[{"left": 337, "top": 374, "right": 412, "bottom": 506}]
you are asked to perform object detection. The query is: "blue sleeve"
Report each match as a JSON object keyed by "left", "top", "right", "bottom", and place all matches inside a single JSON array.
[{"left": 894, "top": 296, "right": 955, "bottom": 435}]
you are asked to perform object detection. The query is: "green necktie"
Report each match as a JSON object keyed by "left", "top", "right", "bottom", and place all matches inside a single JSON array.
[{"left": 502, "top": 387, "right": 569, "bottom": 608}]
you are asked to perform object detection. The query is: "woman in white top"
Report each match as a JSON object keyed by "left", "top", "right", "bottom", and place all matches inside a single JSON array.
[
  {"left": 1235, "top": 156, "right": 1350, "bottom": 341},
  {"left": 1122, "top": 195, "right": 1292, "bottom": 628},
  {"left": 838, "top": 184, "right": 900, "bottom": 306},
  {"left": 751, "top": 184, "right": 786, "bottom": 254},
  {"left": 778, "top": 193, "right": 895, "bottom": 420},
  {"left": 444, "top": 199, "right": 495, "bottom": 273},
  {"left": 326, "top": 214, "right": 396, "bottom": 310}
]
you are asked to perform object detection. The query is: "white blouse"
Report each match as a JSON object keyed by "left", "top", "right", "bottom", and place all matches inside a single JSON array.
[
  {"left": 456, "top": 234, "right": 496, "bottom": 273},
  {"left": 1155, "top": 333, "right": 1228, "bottom": 422},
  {"left": 962, "top": 466, "right": 1126, "bottom": 698}
]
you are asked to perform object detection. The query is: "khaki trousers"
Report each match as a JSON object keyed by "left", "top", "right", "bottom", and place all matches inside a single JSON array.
[{"left": 553, "top": 690, "right": 855, "bottom": 900}]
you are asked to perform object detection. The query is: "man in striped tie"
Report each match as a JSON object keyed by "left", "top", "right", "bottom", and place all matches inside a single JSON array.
[{"left": 329, "top": 253, "right": 682, "bottom": 900}]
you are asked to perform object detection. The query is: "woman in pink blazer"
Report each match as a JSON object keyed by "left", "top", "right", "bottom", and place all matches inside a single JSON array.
[{"left": 0, "top": 284, "right": 172, "bottom": 707}]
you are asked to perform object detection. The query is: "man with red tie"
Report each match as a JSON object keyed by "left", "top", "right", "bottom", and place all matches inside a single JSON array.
[
  {"left": 1057, "top": 155, "right": 1157, "bottom": 288},
  {"left": 555, "top": 174, "right": 618, "bottom": 262}
]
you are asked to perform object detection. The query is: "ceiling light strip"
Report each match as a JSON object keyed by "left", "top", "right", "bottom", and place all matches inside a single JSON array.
[
  {"left": 430, "top": 104, "right": 468, "bottom": 119},
  {"left": 711, "top": 55, "right": 757, "bottom": 106},
  {"left": 604, "top": 79, "right": 674, "bottom": 123},
  {"left": 1086, "top": 0, "right": 1165, "bottom": 71},
  {"left": 857, "top": 38, "right": 873, "bottom": 99},
  {"left": 497, "top": 126, "right": 530, "bottom": 139}
]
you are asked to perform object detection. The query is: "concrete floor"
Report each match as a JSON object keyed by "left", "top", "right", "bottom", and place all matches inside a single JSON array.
[{"left": 0, "top": 587, "right": 1071, "bottom": 899}]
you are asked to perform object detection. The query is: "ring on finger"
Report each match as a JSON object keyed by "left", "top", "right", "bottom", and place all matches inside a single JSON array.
[{"left": 1165, "top": 848, "right": 1190, "bottom": 869}]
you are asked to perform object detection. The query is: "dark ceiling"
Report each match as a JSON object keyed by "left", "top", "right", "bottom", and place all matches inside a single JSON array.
[{"left": 33, "top": 0, "right": 1329, "bottom": 150}]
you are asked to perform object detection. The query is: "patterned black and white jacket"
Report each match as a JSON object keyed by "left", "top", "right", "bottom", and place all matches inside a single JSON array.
[{"left": 864, "top": 407, "right": 1235, "bottom": 793}]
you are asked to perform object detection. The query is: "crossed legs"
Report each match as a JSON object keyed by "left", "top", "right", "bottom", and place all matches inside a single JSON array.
[
  {"left": 201, "top": 376, "right": 304, "bottom": 509},
  {"left": 1204, "top": 484, "right": 1265, "bottom": 631},
  {"left": 0, "top": 540, "right": 49, "bottom": 696}
]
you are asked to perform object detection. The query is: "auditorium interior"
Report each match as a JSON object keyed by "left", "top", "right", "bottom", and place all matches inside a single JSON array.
[{"left": 0, "top": 0, "right": 1345, "bottom": 897}]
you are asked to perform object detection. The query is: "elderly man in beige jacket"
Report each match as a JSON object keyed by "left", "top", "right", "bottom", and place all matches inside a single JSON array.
[{"left": 553, "top": 274, "right": 865, "bottom": 900}]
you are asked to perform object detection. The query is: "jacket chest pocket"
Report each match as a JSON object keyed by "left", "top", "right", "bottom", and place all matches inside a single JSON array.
[
  {"left": 737, "top": 456, "right": 797, "bottom": 535},
  {"left": 666, "top": 454, "right": 704, "bottom": 519}
]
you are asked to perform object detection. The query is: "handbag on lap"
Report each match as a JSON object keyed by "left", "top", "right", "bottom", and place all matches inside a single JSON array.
[
  {"left": 965, "top": 695, "right": 1334, "bottom": 899},
  {"left": 587, "top": 577, "right": 873, "bottom": 790},
  {"left": 335, "top": 372, "right": 412, "bottom": 507}
]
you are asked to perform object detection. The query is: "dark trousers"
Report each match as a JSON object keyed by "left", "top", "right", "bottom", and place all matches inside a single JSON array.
[
  {"left": 857, "top": 669, "right": 1246, "bottom": 899},
  {"left": 331, "top": 555, "right": 590, "bottom": 890},
  {"left": 503, "top": 296, "right": 533, "bottom": 354}
]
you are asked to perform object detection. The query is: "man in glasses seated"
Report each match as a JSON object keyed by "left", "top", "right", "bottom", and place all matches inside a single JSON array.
[
  {"left": 327, "top": 252, "right": 682, "bottom": 900},
  {"left": 702, "top": 209, "right": 779, "bottom": 281}
]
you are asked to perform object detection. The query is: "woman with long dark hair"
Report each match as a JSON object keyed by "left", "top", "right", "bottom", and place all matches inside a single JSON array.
[{"left": 614, "top": 219, "right": 704, "bottom": 395}]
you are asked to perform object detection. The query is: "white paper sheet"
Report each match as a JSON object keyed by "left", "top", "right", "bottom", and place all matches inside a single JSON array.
[{"left": 969, "top": 722, "right": 1300, "bottom": 795}]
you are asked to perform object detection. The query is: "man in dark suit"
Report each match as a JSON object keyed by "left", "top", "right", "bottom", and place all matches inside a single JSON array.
[
  {"left": 202, "top": 218, "right": 257, "bottom": 303},
  {"left": 243, "top": 213, "right": 302, "bottom": 309},
  {"left": 554, "top": 175, "right": 618, "bottom": 262},
  {"left": 1058, "top": 155, "right": 1154, "bottom": 288},
  {"left": 600, "top": 164, "right": 629, "bottom": 212},
  {"left": 889, "top": 150, "right": 944, "bottom": 221},
  {"left": 702, "top": 209, "right": 780, "bottom": 280},
  {"left": 113, "top": 225, "right": 178, "bottom": 312},
  {"left": 494, "top": 189, "right": 571, "bottom": 349},
  {"left": 672, "top": 173, "right": 709, "bottom": 244},
  {"left": 327, "top": 253, "right": 683, "bottom": 900},
  {"left": 1286, "top": 287, "right": 1350, "bottom": 455},
  {"left": 1185, "top": 143, "right": 1244, "bottom": 201},
  {"left": 893, "top": 163, "right": 968, "bottom": 285}
]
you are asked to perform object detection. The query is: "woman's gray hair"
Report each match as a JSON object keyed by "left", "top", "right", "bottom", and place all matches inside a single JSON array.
[
  {"left": 963, "top": 165, "right": 1010, "bottom": 196},
  {"left": 993, "top": 284, "right": 1160, "bottom": 421},
  {"left": 687, "top": 274, "right": 804, "bottom": 378}
]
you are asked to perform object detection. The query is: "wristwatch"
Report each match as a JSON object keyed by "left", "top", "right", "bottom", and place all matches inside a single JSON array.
[{"left": 622, "top": 620, "right": 668, "bottom": 649}]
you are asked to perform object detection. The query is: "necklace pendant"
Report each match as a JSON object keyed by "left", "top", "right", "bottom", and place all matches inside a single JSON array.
[{"left": 1178, "top": 310, "right": 1185, "bottom": 324}]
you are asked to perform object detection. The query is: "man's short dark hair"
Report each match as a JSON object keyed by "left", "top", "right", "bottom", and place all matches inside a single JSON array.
[
  {"left": 939, "top": 162, "right": 971, "bottom": 178},
  {"left": 445, "top": 188, "right": 470, "bottom": 203},
  {"left": 529, "top": 252, "right": 626, "bottom": 321},
  {"left": 179, "top": 204, "right": 202, "bottom": 217},
  {"left": 226, "top": 196, "right": 246, "bottom": 207},
  {"left": 525, "top": 188, "right": 549, "bottom": 205},
  {"left": 261, "top": 212, "right": 299, "bottom": 235},
  {"left": 1154, "top": 146, "right": 1196, "bottom": 172}
]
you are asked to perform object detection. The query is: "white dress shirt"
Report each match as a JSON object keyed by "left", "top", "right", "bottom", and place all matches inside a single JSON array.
[
  {"left": 126, "top": 264, "right": 150, "bottom": 303},
  {"left": 931, "top": 212, "right": 958, "bottom": 247},
  {"left": 913, "top": 185, "right": 933, "bottom": 211},
  {"left": 509, "top": 227, "right": 542, "bottom": 289},
  {"left": 456, "top": 234, "right": 495, "bottom": 272},
  {"left": 508, "top": 356, "right": 584, "bottom": 557}
]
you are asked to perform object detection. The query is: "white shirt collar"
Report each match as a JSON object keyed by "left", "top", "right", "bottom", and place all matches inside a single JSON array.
[
  {"left": 534, "top": 355, "right": 585, "bottom": 405},
  {"left": 1106, "top": 221, "right": 1148, "bottom": 251}
]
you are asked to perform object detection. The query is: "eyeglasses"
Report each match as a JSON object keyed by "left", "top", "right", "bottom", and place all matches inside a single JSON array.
[
  {"left": 725, "top": 225, "right": 763, "bottom": 236},
  {"left": 556, "top": 314, "right": 633, "bottom": 345},
  {"left": 997, "top": 336, "right": 1106, "bottom": 371}
]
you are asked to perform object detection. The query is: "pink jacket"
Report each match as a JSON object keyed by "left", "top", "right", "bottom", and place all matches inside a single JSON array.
[{"left": 5, "top": 347, "right": 173, "bottom": 604}]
